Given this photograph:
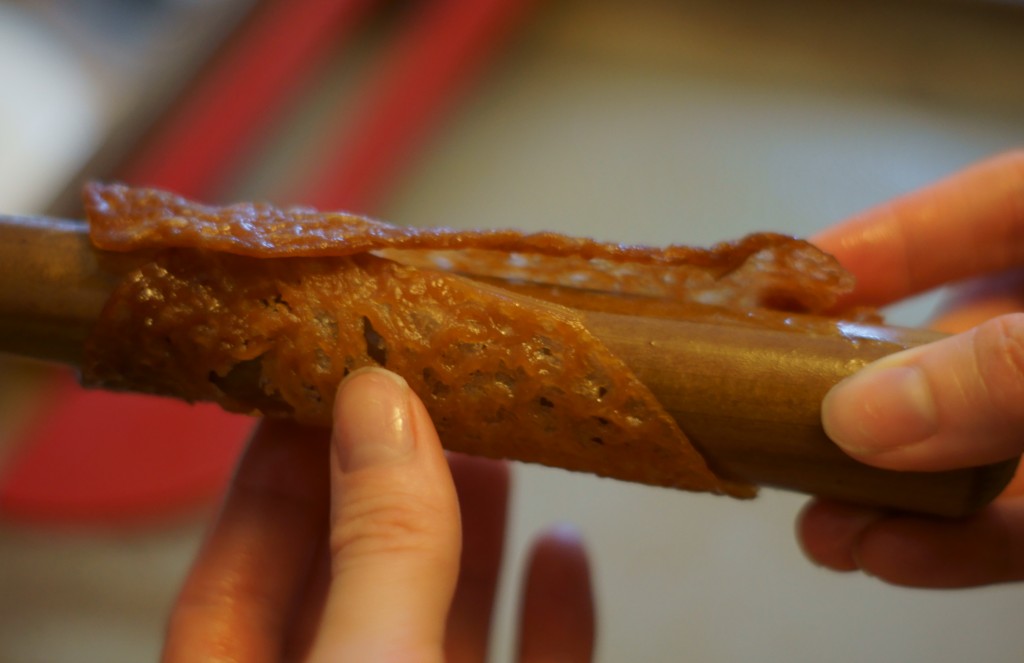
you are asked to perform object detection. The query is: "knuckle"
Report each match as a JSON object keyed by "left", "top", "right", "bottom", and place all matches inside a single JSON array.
[
  {"left": 329, "top": 489, "right": 449, "bottom": 569},
  {"left": 973, "top": 314, "right": 1024, "bottom": 416}
]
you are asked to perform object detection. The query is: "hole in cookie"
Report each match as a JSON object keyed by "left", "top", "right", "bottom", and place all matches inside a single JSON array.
[{"left": 362, "top": 316, "right": 388, "bottom": 366}]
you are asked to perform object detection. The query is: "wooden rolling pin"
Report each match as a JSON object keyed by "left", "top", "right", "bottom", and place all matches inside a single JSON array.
[{"left": 0, "top": 214, "right": 1017, "bottom": 516}]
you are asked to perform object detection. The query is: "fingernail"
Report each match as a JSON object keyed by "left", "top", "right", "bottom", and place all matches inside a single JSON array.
[
  {"left": 823, "top": 364, "right": 938, "bottom": 456},
  {"left": 544, "top": 522, "right": 584, "bottom": 545},
  {"left": 334, "top": 367, "right": 414, "bottom": 472}
]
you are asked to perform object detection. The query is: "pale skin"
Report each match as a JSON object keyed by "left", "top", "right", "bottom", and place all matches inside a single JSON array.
[
  {"left": 802, "top": 150, "right": 1024, "bottom": 588},
  {"left": 162, "top": 368, "right": 595, "bottom": 662}
]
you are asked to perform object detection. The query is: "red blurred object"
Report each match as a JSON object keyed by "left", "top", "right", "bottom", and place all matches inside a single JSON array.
[
  {"left": 0, "top": 374, "right": 252, "bottom": 525},
  {"left": 0, "top": 0, "right": 541, "bottom": 526},
  {"left": 298, "top": 0, "right": 543, "bottom": 212},
  {"left": 124, "top": 0, "right": 377, "bottom": 200}
]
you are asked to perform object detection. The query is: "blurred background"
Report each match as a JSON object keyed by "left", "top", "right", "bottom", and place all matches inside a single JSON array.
[{"left": 1, "top": 0, "right": 1024, "bottom": 660}]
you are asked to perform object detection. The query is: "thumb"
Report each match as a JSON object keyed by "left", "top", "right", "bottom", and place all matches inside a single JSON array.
[
  {"left": 822, "top": 313, "right": 1024, "bottom": 471},
  {"left": 307, "top": 367, "right": 460, "bottom": 663}
]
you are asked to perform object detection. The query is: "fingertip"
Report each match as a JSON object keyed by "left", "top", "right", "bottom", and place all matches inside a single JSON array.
[
  {"left": 821, "top": 359, "right": 938, "bottom": 465},
  {"left": 804, "top": 498, "right": 1024, "bottom": 588},
  {"left": 533, "top": 524, "right": 597, "bottom": 597},
  {"left": 852, "top": 518, "right": 930, "bottom": 585},
  {"left": 530, "top": 524, "right": 590, "bottom": 575},
  {"left": 518, "top": 524, "right": 596, "bottom": 663},
  {"left": 335, "top": 365, "right": 410, "bottom": 402},
  {"left": 853, "top": 511, "right": 1017, "bottom": 588},
  {"left": 825, "top": 315, "right": 1024, "bottom": 472},
  {"left": 332, "top": 367, "right": 416, "bottom": 472},
  {"left": 309, "top": 368, "right": 459, "bottom": 662},
  {"left": 523, "top": 524, "right": 593, "bottom": 610},
  {"left": 797, "top": 500, "right": 885, "bottom": 572}
]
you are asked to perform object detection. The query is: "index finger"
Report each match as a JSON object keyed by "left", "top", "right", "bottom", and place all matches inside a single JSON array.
[
  {"left": 811, "top": 151, "right": 1024, "bottom": 308},
  {"left": 163, "top": 421, "right": 330, "bottom": 663}
]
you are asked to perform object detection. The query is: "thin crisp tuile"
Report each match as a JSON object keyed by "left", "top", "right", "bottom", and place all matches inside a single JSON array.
[
  {"left": 84, "top": 182, "right": 853, "bottom": 314},
  {"left": 80, "top": 183, "right": 864, "bottom": 498},
  {"left": 84, "top": 251, "right": 747, "bottom": 495}
]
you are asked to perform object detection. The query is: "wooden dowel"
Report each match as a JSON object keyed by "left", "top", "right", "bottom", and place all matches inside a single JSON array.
[
  {"left": 0, "top": 215, "right": 1017, "bottom": 515},
  {"left": 0, "top": 216, "right": 112, "bottom": 365},
  {"left": 584, "top": 312, "right": 1018, "bottom": 516}
]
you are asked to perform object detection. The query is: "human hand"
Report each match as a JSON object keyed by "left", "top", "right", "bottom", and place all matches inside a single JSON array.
[
  {"left": 162, "top": 367, "right": 595, "bottom": 662},
  {"left": 798, "top": 151, "right": 1024, "bottom": 588}
]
